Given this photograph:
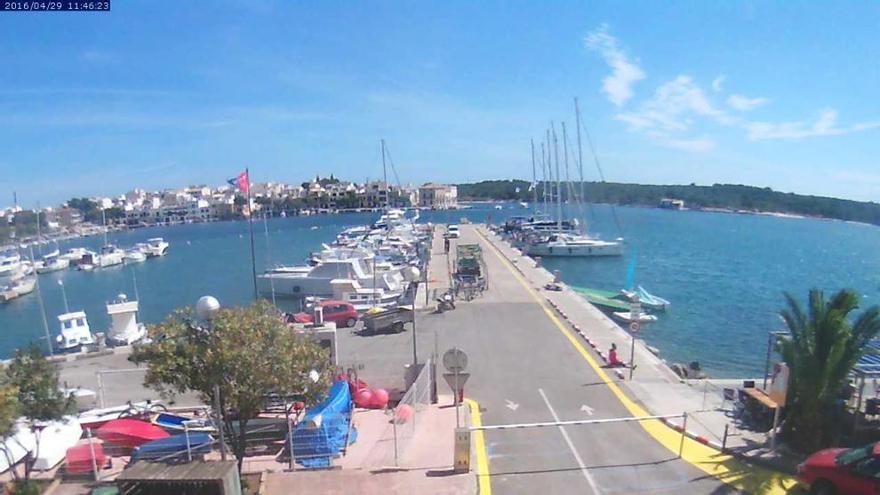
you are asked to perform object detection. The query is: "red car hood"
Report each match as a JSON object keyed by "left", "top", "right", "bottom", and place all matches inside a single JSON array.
[{"left": 804, "top": 448, "right": 849, "bottom": 469}]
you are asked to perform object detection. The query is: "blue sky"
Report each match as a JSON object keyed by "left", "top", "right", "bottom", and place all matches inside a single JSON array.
[{"left": 2, "top": 0, "right": 879, "bottom": 207}]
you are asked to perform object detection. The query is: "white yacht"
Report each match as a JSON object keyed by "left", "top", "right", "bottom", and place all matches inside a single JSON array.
[
  {"left": 56, "top": 311, "right": 96, "bottom": 351},
  {"left": 525, "top": 232, "right": 624, "bottom": 257},
  {"left": 124, "top": 248, "right": 147, "bottom": 263},
  {"left": 59, "top": 247, "right": 89, "bottom": 265},
  {"left": 330, "top": 279, "right": 404, "bottom": 312},
  {"left": 106, "top": 294, "right": 147, "bottom": 346},
  {"left": 96, "top": 245, "right": 124, "bottom": 268},
  {"left": 258, "top": 257, "right": 406, "bottom": 299},
  {"left": 144, "top": 237, "right": 169, "bottom": 257},
  {"left": 0, "top": 251, "right": 23, "bottom": 285},
  {"left": 36, "top": 251, "right": 70, "bottom": 274}
]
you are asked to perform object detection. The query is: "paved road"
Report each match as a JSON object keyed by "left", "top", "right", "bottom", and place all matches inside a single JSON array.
[{"left": 418, "top": 226, "right": 737, "bottom": 495}]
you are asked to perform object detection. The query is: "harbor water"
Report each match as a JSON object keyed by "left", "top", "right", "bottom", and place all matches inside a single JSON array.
[{"left": 1, "top": 204, "right": 879, "bottom": 378}]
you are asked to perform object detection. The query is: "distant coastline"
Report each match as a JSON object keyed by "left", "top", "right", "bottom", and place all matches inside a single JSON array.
[{"left": 457, "top": 180, "right": 880, "bottom": 227}]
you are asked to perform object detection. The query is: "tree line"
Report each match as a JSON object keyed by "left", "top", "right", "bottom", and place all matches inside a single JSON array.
[{"left": 457, "top": 180, "right": 880, "bottom": 226}]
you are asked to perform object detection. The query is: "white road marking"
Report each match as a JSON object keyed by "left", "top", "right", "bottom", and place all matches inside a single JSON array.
[
  {"left": 580, "top": 404, "right": 595, "bottom": 415},
  {"left": 505, "top": 399, "right": 520, "bottom": 411},
  {"left": 538, "top": 388, "right": 602, "bottom": 495}
]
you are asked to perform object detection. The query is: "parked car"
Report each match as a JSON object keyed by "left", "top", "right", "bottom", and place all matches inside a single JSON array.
[
  {"left": 797, "top": 441, "right": 880, "bottom": 494},
  {"left": 292, "top": 300, "right": 359, "bottom": 328},
  {"left": 446, "top": 225, "right": 460, "bottom": 238}
]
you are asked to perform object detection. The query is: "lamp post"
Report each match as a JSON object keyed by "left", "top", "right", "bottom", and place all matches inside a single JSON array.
[
  {"left": 196, "top": 295, "right": 227, "bottom": 461},
  {"left": 403, "top": 266, "right": 421, "bottom": 366}
]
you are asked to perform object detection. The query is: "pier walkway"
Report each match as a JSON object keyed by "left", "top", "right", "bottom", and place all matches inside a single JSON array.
[{"left": 423, "top": 224, "right": 798, "bottom": 494}]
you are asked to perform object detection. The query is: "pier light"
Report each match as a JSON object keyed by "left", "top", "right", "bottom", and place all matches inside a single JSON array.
[
  {"left": 196, "top": 295, "right": 221, "bottom": 321},
  {"left": 402, "top": 266, "right": 421, "bottom": 283}
]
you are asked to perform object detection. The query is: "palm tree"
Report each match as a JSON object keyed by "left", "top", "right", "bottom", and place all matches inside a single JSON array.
[{"left": 778, "top": 289, "right": 880, "bottom": 452}]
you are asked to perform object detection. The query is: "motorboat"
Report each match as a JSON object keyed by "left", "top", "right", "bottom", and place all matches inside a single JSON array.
[
  {"left": 77, "top": 401, "right": 158, "bottom": 430},
  {"left": 525, "top": 233, "right": 624, "bottom": 257},
  {"left": 97, "top": 245, "right": 124, "bottom": 268},
  {"left": 520, "top": 201, "right": 529, "bottom": 208},
  {"left": 124, "top": 248, "right": 147, "bottom": 263},
  {"left": 258, "top": 257, "right": 406, "bottom": 300},
  {"left": 36, "top": 251, "right": 70, "bottom": 273},
  {"left": 612, "top": 311, "right": 658, "bottom": 324},
  {"left": 96, "top": 418, "right": 169, "bottom": 449},
  {"left": 330, "top": 279, "right": 404, "bottom": 312},
  {"left": 144, "top": 237, "right": 169, "bottom": 257},
  {"left": 59, "top": 247, "right": 89, "bottom": 264},
  {"left": 56, "top": 310, "right": 96, "bottom": 351},
  {"left": 106, "top": 293, "right": 148, "bottom": 346},
  {"left": 32, "top": 418, "right": 83, "bottom": 471},
  {"left": 0, "top": 250, "right": 22, "bottom": 285},
  {"left": 0, "top": 276, "right": 36, "bottom": 302}
]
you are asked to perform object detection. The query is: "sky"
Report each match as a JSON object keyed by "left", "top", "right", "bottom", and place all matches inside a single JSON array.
[{"left": 1, "top": 0, "right": 879, "bottom": 207}]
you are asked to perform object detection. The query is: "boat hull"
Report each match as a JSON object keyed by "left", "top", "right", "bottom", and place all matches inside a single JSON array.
[{"left": 526, "top": 241, "right": 623, "bottom": 257}]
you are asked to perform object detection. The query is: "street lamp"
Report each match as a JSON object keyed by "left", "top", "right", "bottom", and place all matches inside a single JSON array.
[
  {"left": 196, "top": 295, "right": 221, "bottom": 321},
  {"left": 402, "top": 266, "right": 421, "bottom": 366},
  {"left": 196, "top": 295, "right": 226, "bottom": 461}
]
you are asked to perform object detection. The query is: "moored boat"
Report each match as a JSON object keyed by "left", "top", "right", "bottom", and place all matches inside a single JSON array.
[{"left": 96, "top": 418, "right": 170, "bottom": 449}]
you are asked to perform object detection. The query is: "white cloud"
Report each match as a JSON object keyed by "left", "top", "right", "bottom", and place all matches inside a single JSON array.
[
  {"left": 654, "top": 135, "right": 716, "bottom": 152},
  {"left": 616, "top": 75, "right": 732, "bottom": 133},
  {"left": 727, "top": 94, "right": 770, "bottom": 111},
  {"left": 746, "top": 108, "right": 880, "bottom": 140},
  {"left": 712, "top": 76, "right": 725, "bottom": 92},
  {"left": 585, "top": 24, "right": 645, "bottom": 107}
]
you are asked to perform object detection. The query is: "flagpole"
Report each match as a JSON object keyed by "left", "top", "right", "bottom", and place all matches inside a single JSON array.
[{"left": 246, "top": 167, "right": 259, "bottom": 301}]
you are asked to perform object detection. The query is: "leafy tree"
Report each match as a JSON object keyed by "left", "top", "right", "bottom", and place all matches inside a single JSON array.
[
  {"left": 130, "top": 301, "right": 332, "bottom": 472},
  {"left": 5, "top": 344, "right": 75, "bottom": 484},
  {"left": 778, "top": 289, "right": 880, "bottom": 452},
  {"left": 0, "top": 384, "right": 21, "bottom": 478}
]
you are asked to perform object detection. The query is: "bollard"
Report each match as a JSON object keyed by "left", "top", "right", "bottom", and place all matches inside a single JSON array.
[
  {"left": 454, "top": 428, "right": 471, "bottom": 473},
  {"left": 679, "top": 412, "right": 688, "bottom": 458},
  {"left": 722, "top": 423, "right": 729, "bottom": 451}
]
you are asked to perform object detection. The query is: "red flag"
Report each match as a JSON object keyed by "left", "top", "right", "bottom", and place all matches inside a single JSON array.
[{"left": 227, "top": 170, "right": 250, "bottom": 195}]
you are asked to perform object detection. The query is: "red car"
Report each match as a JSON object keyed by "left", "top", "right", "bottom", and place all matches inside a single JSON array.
[
  {"left": 797, "top": 442, "right": 880, "bottom": 494},
  {"left": 292, "top": 300, "right": 359, "bottom": 328}
]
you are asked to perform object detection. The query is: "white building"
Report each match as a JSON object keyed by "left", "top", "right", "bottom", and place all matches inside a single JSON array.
[{"left": 418, "top": 183, "right": 458, "bottom": 209}]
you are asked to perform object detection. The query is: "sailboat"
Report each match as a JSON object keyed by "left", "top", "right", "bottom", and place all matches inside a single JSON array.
[{"left": 524, "top": 108, "right": 623, "bottom": 258}]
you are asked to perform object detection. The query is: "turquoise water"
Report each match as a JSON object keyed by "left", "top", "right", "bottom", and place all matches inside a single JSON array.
[{"left": 1, "top": 205, "right": 879, "bottom": 378}]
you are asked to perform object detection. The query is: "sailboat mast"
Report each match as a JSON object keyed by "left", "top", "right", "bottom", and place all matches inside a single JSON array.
[
  {"left": 530, "top": 139, "right": 538, "bottom": 206},
  {"left": 551, "top": 123, "right": 562, "bottom": 231},
  {"left": 380, "top": 139, "right": 388, "bottom": 209},
  {"left": 540, "top": 141, "right": 548, "bottom": 210},
  {"left": 546, "top": 128, "right": 553, "bottom": 207},
  {"left": 574, "top": 97, "right": 586, "bottom": 207},
  {"left": 102, "top": 208, "right": 108, "bottom": 246}
]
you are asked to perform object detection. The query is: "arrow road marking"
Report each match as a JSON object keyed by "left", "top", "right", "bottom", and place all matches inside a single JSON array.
[
  {"left": 580, "top": 404, "right": 594, "bottom": 415},
  {"left": 539, "top": 388, "right": 601, "bottom": 494},
  {"left": 505, "top": 399, "right": 519, "bottom": 411}
]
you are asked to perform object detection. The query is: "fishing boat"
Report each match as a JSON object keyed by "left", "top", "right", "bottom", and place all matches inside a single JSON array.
[
  {"left": 55, "top": 311, "right": 96, "bottom": 352},
  {"left": 96, "top": 419, "right": 169, "bottom": 449},
  {"left": 32, "top": 418, "right": 83, "bottom": 471},
  {"left": 0, "top": 250, "right": 23, "bottom": 286},
  {"left": 0, "top": 276, "right": 36, "bottom": 302},
  {"left": 612, "top": 311, "right": 658, "bottom": 324},
  {"left": 106, "top": 293, "right": 147, "bottom": 346}
]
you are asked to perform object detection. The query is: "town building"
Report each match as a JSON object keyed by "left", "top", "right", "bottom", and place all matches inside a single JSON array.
[{"left": 418, "top": 183, "right": 458, "bottom": 209}]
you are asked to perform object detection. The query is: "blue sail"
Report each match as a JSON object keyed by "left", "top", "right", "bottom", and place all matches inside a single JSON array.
[{"left": 624, "top": 246, "right": 637, "bottom": 291}]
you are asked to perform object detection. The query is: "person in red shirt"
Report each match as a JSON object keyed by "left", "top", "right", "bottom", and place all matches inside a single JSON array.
[{"left": 608, "top": 343, "right": 624, "bottom": 367}]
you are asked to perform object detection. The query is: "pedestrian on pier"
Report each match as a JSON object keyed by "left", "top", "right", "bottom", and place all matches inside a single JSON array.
[
  {"left": 607, "top": 343, "right": 625, "bottom": 368},
  {"left": 444, "top": 237, "right": 450, "bottom": 254}
]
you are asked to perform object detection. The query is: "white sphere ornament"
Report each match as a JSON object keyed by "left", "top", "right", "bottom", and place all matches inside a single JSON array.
[
  {"left": 403, "top": 266, "right": 421, "bottom": 282},
  {"left": 196, "top": 296, "right": 221, "bottom": 321}
]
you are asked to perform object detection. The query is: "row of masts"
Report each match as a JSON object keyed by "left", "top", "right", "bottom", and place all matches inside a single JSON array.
[{"left": 529, "top": 97, "right": 590, "bottom": 233}]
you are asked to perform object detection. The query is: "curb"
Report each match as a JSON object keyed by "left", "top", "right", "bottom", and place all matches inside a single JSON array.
[{"left": 659, "top": 417, "right": 725, "bottom": 451}]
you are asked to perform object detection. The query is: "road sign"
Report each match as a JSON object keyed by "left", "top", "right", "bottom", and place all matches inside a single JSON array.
[
  {"left": 630, "top": 321, "right": 640, "bottom": 333},
  {"left": 443, "top": 348, "right": 469, "bottom": 373},
  {"left": 443, "top": 372, "right": 470, "bottom": 395}
]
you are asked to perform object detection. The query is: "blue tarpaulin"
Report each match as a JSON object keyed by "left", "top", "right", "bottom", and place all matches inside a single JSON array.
[{"left": 292, "top": 381, "right": 356, "bottom": 468}]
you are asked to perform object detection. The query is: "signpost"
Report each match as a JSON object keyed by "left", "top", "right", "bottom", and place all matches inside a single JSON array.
[
  {"left": 443, "top": 348, "right": 469, "bottom": 428},
  {"left": 629, "top": 298, "right": 641, "bottom": 380}
]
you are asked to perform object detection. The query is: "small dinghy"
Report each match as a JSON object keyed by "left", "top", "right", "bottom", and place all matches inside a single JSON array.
[
  {"left": 65, "top": 440, "right": 106, "bottom": 475},
  {"left": 130, "top": 433, "right": 214, "bottom": 464},
  {"left": 33, "top": 418, "right": 83, "bottom": 471},
  {"left": 612, "top": 311, "right": 658, "bottom": 324},
  {"left": 96, "top": 419, "right": 169, "bottom": 449}
]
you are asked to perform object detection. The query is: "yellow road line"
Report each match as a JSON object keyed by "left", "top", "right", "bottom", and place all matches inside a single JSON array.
[
  {"left": 475, "top": 227, "right": 798, "bottom": 495},
  {"left": 464, "top": 398, "right": 492, "bottom": 495}
]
